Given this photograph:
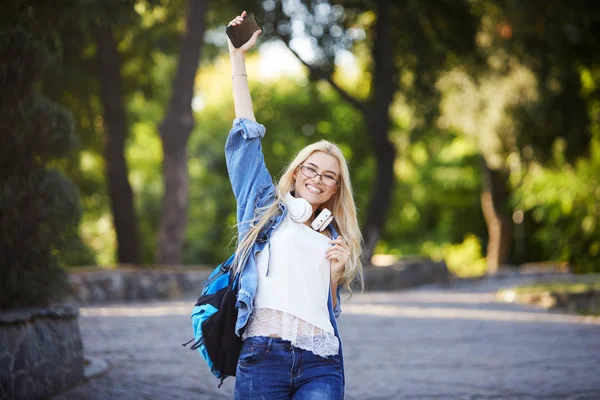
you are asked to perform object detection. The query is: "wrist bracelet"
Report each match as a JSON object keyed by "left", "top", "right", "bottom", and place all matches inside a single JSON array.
[{"left": 232, "top": 73, "right": 248, "bottom": 79}]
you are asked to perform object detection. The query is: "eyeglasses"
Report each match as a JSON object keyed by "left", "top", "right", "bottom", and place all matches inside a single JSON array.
[{"left": 299, "top": 165, "right": 340, "bottom": 187}]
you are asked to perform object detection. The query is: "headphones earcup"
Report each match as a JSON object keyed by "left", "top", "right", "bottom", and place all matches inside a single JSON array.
[
  {"left": 317, "top": 215, "right": 333, "bottom": 232},
  {"left": 285, "top": 192, "right": 312, "bottom": 223}
]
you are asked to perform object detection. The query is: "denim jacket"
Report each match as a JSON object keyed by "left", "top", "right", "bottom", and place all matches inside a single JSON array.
[{"left": 225, "top": 118, "right": 345, "bottom": 377}]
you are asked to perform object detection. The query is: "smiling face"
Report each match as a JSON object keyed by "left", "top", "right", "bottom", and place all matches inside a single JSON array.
[{"left": 293, "top": 151, "right": 340, "bottom": 209}]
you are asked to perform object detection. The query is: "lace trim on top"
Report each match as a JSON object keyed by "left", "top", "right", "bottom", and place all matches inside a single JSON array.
[{"left": 242, "top": 308, "right": 339, "bottom": 357}]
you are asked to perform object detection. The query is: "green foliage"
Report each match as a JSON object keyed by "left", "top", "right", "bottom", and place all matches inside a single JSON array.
[
  {"left": 123, "top": 60, "right": 372, "bottom": 265},
  {"left": 442, "top": 235, "right": 487, "bottom": 278},
  {"left": 182, "top": 71, "right": 370, "bottom": 264},
  {"left": 5, "top": 0, "right": 595, "bottom": 278},
  {"left": 376, "top": 131, "right": 487, "bottom": 272},
  {"left": 421, "top": 234, "right": 487, "bottom": 278},
  {"left": 488, "top": 0, "right": 600, "bottom": 162},
  {"left": 123, "top": 63, "right": 492, "bottom": 270},
  {"left": 516, "top": 139, "right": 600, "bottom": 273},
  {"left": 0, "top": 28, "right": 85, "bottom": 309},
  {"left": 33, "top": 0, "right": 266, "bottom": 266}
]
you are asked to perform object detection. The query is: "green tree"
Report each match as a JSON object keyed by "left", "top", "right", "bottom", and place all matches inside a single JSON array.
[
  {"left": 156, "top": 0, "right": 212, "bottom": 265},
  {"left": 12, "top": 0, "right": 154, "bottom": 266},
  {"left": 440, "top": 0, "right": 600, "bottom": 272},
  {"left": 261, "top": 0, "right": 480, "bottom": 262},
  {"left": 517, "top": 139, "right": 600, "bottom": 273},
  {"left": 438, "top": 60, "right": 538, "bottom": 272},
  {"left": 183, "top": 59, "right": 369, "bottom": 263},
  {"left": 495, "top": 1, "right": 600, "bottom": 273},
  {"left": 0, "top": 29, "right": 82, "bottom": 309},
  {"left": 94, "top": 2, "right": 144, "bottom": 265},
  {"left": 36, "top": 0, "right": 254, "bottom": 266}
]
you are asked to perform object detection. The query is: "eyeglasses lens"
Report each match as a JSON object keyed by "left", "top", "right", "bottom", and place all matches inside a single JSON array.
[{"left": 300, "top": 166, "right": 338, "bottom": 187}]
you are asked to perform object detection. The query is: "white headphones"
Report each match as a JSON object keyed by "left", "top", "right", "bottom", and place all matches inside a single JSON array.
[
  {"left": 284, "top": 192, "right": 312, "bottom": 223},
  {"left": 284, "top": 192, "right": 334, "bottom": 232}
]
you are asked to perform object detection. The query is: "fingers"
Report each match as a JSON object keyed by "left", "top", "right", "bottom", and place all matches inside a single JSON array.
[
  {"left": 325, "top": 244, "right": 351, "bottom": 264},
  {"left": 240, "top": 29, "right": 262, "bottom": 50},
  {"left": 228, "top": 11, "right": 247, "bottom": 27},
  {"left": 326, "top": 244, "right": 350, "bottom": 254},
  {"left": 328, "top": 237, "right": 349, "bottom": 250},
  {"left": 326, "top": 249, "right": 350, "bottom": 259},
  {"left": 228, "top": 17, "right": 242, "bottom": 26},
  {"left": 326, "top": 236, "right": 351, "bottom": 266},
  {"left": 250, "top": 29, "right": 262, "bottom": 40},
  {"left": 326, "top": 249, "right": 347, "bottom": 258}
]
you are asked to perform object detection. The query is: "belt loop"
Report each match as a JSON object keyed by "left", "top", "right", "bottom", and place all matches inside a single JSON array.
[{"left": 267, "top": 337, "right": 274, "bottom": 352}]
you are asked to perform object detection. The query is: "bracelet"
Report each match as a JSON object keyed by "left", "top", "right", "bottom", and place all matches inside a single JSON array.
[{"left": 232, "top": 73, "right": 248, "bottom": 79}]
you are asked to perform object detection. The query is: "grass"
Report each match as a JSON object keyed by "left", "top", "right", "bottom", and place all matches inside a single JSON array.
[
  {"left": 509, "top": 278, "right": 600, "bottom": 295},
  {"left": 497, "top": 276, "right": 600, "bottom": 316}
]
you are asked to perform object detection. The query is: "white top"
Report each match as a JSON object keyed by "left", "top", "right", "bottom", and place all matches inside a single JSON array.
[{"left": 242, "top": 213, "right": 339, "bottom": 357}]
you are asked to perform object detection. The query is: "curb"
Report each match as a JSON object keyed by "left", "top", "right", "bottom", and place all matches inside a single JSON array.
[{"left": 84, "top": 356, "right": 109, "bottom": 380}]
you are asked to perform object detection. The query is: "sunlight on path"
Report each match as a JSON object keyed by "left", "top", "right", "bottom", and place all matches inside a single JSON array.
[
  {"left": 343, "top": 303, "right": 600, "bottom": 325},
  {"left": 80, "top": 298, "right": 600, "bottom": 325}
]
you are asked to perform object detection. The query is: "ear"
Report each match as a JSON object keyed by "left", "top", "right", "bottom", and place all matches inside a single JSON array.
[{"left": 293, "top": 165, "right": 302, "bottom": 181}]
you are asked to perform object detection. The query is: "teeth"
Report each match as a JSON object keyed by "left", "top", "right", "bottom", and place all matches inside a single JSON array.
[{"left": 306, "top": 184, "right": 322, "bottom": 194}]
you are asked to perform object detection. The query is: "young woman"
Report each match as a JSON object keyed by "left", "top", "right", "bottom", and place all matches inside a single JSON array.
[{"left": 226, "top": 12, "right": 363, "bottom": 400}]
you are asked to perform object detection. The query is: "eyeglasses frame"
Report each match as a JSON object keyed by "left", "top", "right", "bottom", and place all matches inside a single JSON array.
[{"left": 298, "top": 165, "right": 340, "bottom": 187}]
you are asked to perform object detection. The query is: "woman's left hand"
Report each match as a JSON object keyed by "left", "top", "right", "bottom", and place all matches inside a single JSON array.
[
  {"left": 227, "top": 11, "right": 262, "bottom": 54},
  {"left": 326, "top": 236, "right": 351, "bottom": 278}
]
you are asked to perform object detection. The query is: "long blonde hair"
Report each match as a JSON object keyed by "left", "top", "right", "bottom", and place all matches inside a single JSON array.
[{"left": 232, "top": 140, "right": 363, "bottom": 293}]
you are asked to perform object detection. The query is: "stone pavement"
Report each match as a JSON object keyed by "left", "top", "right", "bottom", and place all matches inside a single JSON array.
[{"left": 52, "top": 275, "right": 600, "bottom": 400}]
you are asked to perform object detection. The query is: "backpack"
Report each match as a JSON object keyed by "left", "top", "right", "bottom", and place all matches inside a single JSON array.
[{"left": 183, "top": 253, "right": 243, "bottom": 387}]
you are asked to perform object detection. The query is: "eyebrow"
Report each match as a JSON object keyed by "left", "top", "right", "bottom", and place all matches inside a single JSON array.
[{"left": 307, "top": 162, "right": 339, "bottom": 177}]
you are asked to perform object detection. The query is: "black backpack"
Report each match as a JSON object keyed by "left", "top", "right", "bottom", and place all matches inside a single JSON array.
[{"left": 183, "top": 254, "right": 243, "bottom": 387}]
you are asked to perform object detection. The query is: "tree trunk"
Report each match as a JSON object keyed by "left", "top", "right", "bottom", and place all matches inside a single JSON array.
[
  {"left": 155, "top": 0, "right": 209, "bottom": 265},
  {"left": 480, "top": 160, "right": 511, "bottom": 274},
  {"left": 95, "top": 25, "right": 142, "bottom": 265},
  {"left": 361, "top": 0, "right": 398, "bottom": 263},
  {"left": 362, "top": 115, "right": 396, "bottom": 263}
]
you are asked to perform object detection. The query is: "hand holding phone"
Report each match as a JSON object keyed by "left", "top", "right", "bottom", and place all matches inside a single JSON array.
[{"left": 226, "top": 12, "right": 262, "bottom": 50}]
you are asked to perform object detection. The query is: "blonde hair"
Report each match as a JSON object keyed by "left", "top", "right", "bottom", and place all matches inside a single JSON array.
[{"left": 232, "top": 140, "right": 363, "bottom": 294}]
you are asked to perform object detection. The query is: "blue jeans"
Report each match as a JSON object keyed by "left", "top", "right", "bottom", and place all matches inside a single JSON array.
[{"left": 234, "top": 336, "right": 344, "bottom": 400}]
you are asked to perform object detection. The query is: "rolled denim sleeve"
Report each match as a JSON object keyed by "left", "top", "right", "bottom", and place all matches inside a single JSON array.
[{"left": 233, "top": 118, "right": 266, "bottom": 139}]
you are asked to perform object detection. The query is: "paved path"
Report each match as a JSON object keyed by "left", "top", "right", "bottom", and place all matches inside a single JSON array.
[{"left": 53, "top": 276, "right": 600, "bottom": 399}]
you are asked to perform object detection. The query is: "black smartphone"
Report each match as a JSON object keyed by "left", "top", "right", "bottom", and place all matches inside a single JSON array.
[{"left": 226, "top": 13, "right": 262, "bottom": 48}]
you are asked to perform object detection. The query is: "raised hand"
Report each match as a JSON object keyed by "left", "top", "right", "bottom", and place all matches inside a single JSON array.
[{"left": 227, "top": 11, "right": 262, "bottom": 54}]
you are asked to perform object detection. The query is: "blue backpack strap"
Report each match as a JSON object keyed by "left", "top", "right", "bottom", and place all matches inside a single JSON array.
[
  {"left": 222, "top": 252, "right": 236, "bottom": 269},
  {"left": 201, "top": 253, "right": 236, "bottom": 289},
  {"left": 220, "top": 252, "right": 240, "bottom": 290}
]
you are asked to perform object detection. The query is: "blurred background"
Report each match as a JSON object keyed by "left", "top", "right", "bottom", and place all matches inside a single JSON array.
[
  {"left": 2, "top": 1, "right": 600, "bottom": 399},
  {"left": 1, "top": 0, "right": 599, "bottom": 308}
]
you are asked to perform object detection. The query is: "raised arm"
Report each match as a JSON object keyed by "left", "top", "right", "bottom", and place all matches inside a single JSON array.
[
  {"left": 227, "top": 11, "right": 262, "bottom": 121},
  {"left": 225, "top": 13, "right": 273, "bottom": 231}
]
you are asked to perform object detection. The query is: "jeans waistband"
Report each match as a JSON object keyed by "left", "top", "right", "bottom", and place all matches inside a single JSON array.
[{"left": 243, "top": 336, "right": 295, "bottom": 350}]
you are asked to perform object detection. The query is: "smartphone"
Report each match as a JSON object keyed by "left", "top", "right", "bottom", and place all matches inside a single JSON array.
[{"left": 226, "top": 13, "right": 262, "bottom": 48}]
